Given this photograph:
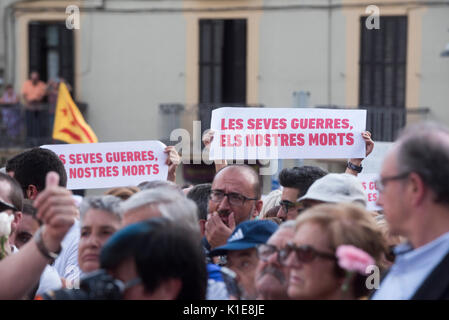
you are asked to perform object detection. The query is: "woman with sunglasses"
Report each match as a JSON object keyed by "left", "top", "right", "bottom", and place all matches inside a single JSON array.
[{"left": 281, "top": 203, "right": 387, "bottom": 300}]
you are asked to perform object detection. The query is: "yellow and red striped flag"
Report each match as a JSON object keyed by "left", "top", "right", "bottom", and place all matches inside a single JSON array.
[{"left": 52, "top": 82, "right": 98, "bottom": 144}]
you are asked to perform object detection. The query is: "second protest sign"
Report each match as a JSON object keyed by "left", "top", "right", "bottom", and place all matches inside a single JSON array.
[
  {"left": 42, "top": 140, "right": 168, "bottom": 190},
  {"left": 209, "top": 107, "right": 367, "bottom": 160}
]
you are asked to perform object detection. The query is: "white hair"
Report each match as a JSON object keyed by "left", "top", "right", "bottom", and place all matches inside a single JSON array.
[
  {"left": 259, "top": 189, "right": 282, "bottom": 219},
  {"left": 80, "top": 195, "right": 122, "bottom": 222},
  {"left": 120, "top": 187, "right": 199, "bottom": 232}
]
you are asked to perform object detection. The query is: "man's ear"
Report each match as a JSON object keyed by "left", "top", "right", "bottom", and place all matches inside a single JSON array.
[
  {"left": 252, "top": 200, "right": 263, "bottom": 219},
  {"left": 26, "top": 185, "right": 39, "bottom": 200},
  {"left": 13, "top": 211, "right": 22, "bottom": 225},
  {"left": 408, "top": 172, "right": 426, "bottom": 207}
]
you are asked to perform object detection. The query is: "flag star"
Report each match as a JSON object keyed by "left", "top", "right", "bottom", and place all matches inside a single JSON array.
[
  {"left": 71, "top": 120, "right": 76, "bottom": 126},
  {"left": 62, "top": 109, "right": 68, "bottom": 116}
]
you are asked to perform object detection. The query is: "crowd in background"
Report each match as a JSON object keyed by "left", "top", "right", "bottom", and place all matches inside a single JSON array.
[{"left": 0, "top": 121, "right": 448, "bottom": 300}]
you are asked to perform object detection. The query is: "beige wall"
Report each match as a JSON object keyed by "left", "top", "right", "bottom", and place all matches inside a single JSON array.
[{"left": 10, "top": 0, "right": 449, "bottom": 151}]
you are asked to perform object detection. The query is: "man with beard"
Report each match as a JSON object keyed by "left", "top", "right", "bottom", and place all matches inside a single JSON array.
[
  {"left": 205, "top": 165, "right": 263, "bottom": 250},
  {"left": 210, "top": 220, "right": 278, "bottom": 300},
  {"left": 255, "top": 221, "right": 295, "bottom": 300}
]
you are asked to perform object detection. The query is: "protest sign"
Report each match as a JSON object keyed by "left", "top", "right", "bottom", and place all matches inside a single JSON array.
[
  {"left": 357, "top": 173, "right": 382, "bottom": 212},
  {"left": 41, "top": 140, "right": 168, "bottom": 190},
  {"left": 209, "top": 107, "right": 367, "bottom": 160}
]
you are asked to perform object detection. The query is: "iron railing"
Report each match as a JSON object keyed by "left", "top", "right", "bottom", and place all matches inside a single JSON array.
[
  {"left": 0, "top": 102, "right": 88, "bottom": 148},
  {"left": 315, "top": 105, "right": 431, "bottom": 142}
]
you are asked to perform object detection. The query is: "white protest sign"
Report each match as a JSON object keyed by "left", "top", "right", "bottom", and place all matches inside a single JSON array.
[
  {"left": 357, "top": 173, "right": 382, "bottom": 212},
  {"left": 209, "top": 107, "right": 367, "bottom": 160},
  {"left": 41, "top": 141, "right": 168, "bottom": 190}
]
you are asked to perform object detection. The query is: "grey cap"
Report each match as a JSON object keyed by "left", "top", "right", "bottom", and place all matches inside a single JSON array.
[{"left": 298, "top": 173, "right": 367, "bottom": 208}]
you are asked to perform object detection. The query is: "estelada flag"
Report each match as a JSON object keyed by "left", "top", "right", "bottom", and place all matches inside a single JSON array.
[{"left": 52, "top": 82, "right": 98, "bottom": 143}]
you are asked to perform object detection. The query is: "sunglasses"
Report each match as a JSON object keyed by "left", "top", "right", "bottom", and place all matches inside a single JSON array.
[
  {"left": 256, "top": 244, "right": 281, "bottom": 262},
  {"left": 279, "top": 200, "right": 302, "bottom": 213},
  {"left": 0, "top": 199, "right": 18, "bottom": 213},
  {"left": 279, "top": 243, "right": 336, "bottom": 266}
]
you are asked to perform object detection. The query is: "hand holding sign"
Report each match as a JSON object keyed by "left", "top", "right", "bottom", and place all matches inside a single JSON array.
[
  {"left": 209, "top": 107, "right": 367, "bottom": 160},
  {"left": 42, "top": 141, "right": 169, "bottom": 190},
  {"left": 164, "top": 146, "right": 180, "bottom": 182},
  {"left": 34, "top": 172, "right": 77, "bottom": 252}
]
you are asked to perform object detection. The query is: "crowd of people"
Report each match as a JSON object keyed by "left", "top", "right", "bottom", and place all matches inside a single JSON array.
[
  {"left": 0, "top": 71, "right": 71, "bottom": 146},
  {"left": 0, "top": 121, "right": 447, "bottom": 300}
]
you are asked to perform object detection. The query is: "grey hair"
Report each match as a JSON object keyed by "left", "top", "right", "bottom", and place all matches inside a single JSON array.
[
  {"left": 137, "top": 180, "right": 183, "bottom": 194},
  {"left": 80, "top": 195, "right": 123, "bottom": 223},
  {"left": 396, "top": 121, "right": 449, "bottom": 206},
  {"left": 120, "top": 187, "right": 199, "bottom": 232}
]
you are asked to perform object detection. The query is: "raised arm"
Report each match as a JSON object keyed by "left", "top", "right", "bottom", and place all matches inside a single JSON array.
[
  {"left": 345, "top": 131, "right": 374, "bottom": 176},
  {"left": 0, "top": 172, "right": 77, "bottom": 299},
  {"left": 203, "top": 129, "right": 228, "bottom": 172}
]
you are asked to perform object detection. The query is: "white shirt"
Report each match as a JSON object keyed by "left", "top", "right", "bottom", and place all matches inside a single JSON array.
[
  {"left": 37, "top": 265, "right": 62, "bottom": 295},
  {"left": 53, "top": 219, "right": 81, "bottom": 282}
]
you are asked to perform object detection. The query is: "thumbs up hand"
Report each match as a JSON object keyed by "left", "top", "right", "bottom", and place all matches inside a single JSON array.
[{"left": 34, "top": 172, "right": 77, "bottom": 253}]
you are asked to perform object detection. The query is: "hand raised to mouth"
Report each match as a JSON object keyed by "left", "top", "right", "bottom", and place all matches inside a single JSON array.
[{"left": 205, "top": 211, "right": 236, "bottom": 249}]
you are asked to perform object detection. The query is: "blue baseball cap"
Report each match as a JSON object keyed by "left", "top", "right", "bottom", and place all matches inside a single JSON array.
[{"left": 210, "top": 220, "right": 279, "bottom": 256}]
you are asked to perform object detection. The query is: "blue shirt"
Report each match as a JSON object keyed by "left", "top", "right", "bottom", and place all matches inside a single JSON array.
[{"left": 372, "top": 230, "right": 449, "bottom": 300}]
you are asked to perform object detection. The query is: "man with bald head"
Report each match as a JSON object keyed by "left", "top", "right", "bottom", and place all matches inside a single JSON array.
[
  {"left": 205, "top": 164, "right": 263, "bottom": 249},
  {"left": 372, "top": 122, "right": 449, "bottom": 300}
]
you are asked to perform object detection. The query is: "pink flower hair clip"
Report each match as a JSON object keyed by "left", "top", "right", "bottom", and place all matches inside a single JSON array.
[{"left": 336, "top": 245, "right": 375, "bottom": 292}]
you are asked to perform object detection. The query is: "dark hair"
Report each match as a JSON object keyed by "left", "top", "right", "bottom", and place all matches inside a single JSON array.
[
  {"left": 215, "top": 164, "right": 261, "bottom": 199},
  {"left": 5, "top": 152, "right": 26, "bottom": 174},
  {"left": 100, "top": 217, "right": 207, "bottom": 300},
  {"left": 397, "top": 122, "right": 449, "bottom": 207},
  {"left": 9, "top": 148, "right": 67, "bottom": 195},
  {"left": 187, "top": 183, "right": 211, "bottom": 221},
  {"left": 279, "top": 166, "right": 328, "bottom": 198},
  {"left": 0, "top": 172, "right": 24, "bottom": 211}
]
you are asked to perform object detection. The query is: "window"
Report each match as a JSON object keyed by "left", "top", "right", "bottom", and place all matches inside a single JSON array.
[
  {"left": 199, "top": 19, "right": 247, "bottom": 104},
  {"left": 28, "top": 22, "right": 74, "bottom": 93},
  {"left": 359, "top": 16, "right": 408, "bottom": 141},
  {"left": 359, "top": 16, "right": 407, "bottom": 108},
  {"left": 198, "top": 19, "right": 247, "bottom": 132}
]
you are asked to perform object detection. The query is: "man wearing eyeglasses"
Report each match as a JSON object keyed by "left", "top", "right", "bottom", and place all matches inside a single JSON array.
[
  {"left": 210, "top": 220, "right": 278, "bottom": 300},
  {"left": 372, "top": 122, "right": 449, "bottom": 300},
  {"left": 255, "top": 221, "right": 295, "bottom": 300},
  {"left": 276, "top": 132, "right": 374, "bottom": 222},
  {"left": 276, "top": 166, "right": 327, "bottom": 222},
  {"left": 206, "top": 165, "right": 263, "bottom": 250}
]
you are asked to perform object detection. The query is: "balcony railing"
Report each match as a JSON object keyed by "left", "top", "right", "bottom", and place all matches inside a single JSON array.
[
  {"left": 315, "top": 105, "right": 431, "bottom": 142},
  {"left": 0, "top": 102, "right": 88, "bottom": 149}
]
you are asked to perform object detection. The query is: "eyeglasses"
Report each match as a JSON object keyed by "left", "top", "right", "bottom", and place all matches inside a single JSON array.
[
  {"left": 279, "top": 200, "right": 301, "bottom": 213},
  {"left": 256, "top": 244, "right": 281, "bottom": 262},
  {"left": 375, "top": 172, "right": 410, "bottom": 193},
  {"left": 279, "top": 243, "right": 336, "bottom": 266},
  {"left": 209, "top": 190, "right": 258, "bottom": 206},
  {"left": 0, "top": 199, "right": 18, "bottom": 213}
]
